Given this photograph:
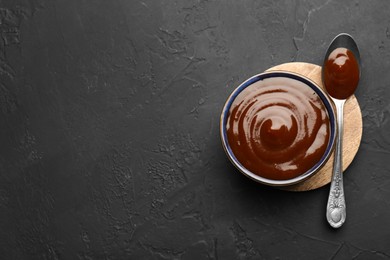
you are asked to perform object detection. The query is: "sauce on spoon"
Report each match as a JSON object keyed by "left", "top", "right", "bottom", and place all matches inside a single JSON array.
[{"left": 323, "top": 47, "right": 360, "bottom": 99}]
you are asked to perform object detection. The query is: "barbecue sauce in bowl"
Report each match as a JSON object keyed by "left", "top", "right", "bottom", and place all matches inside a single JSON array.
[{"left": 226, "top": 76, "right": 331, "bottom": 181}]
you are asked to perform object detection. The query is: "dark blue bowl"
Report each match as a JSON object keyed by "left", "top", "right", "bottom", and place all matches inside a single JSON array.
[{"left": 220, "top": 71, "right": 336, "bottom": 186}]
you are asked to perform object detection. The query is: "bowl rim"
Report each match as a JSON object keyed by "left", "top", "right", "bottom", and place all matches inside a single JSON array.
[{"left": 220, "top": 70, "right": 336, "bottom": 186}]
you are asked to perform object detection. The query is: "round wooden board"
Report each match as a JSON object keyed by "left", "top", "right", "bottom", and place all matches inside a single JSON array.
[{"left": 266, "top": 62, "right": 362, "bottom": 192}]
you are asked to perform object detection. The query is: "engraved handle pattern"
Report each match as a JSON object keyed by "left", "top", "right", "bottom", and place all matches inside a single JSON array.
[{"left": 326, "top": 99, "right": 346, "bottom": 228}]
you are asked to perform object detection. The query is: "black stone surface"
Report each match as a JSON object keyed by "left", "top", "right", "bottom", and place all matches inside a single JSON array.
[{"left": 1, "top": 0, "right": 389, "bottom": 259}]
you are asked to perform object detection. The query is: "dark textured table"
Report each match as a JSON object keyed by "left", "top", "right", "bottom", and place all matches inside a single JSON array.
[{"left": 1, "top": 0, "right": 389, "bottom": 259}]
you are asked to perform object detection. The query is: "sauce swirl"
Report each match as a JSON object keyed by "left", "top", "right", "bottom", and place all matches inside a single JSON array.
[
  {"left": 226, "top": 77, "right": 330, "bottom": 180},
  {"left": 323, "top": 47, "right": 360, "bottom": 99}
]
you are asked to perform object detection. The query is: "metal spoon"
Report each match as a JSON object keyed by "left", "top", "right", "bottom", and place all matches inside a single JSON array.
[{"left": 322, "top": 33, "right": 361, "bottom": 228}]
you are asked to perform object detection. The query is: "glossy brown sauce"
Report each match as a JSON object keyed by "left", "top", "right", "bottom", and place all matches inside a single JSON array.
[
  {"left": 323, "top": 47, "right": 360, "bottom": 99},
  {"left": 226, "top": 77, "right": 330, "bottom": 180}
]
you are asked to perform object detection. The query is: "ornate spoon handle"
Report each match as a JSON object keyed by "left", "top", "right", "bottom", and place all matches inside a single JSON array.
[{"left": 326, "top": 99, "right": 346, "bottom": 228}]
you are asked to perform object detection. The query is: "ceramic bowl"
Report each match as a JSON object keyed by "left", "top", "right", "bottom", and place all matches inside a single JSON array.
[{"left": 220, "top": 71, "right": 336, "bottom": 186}]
